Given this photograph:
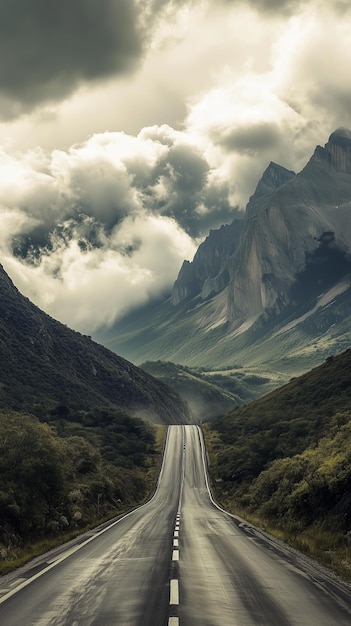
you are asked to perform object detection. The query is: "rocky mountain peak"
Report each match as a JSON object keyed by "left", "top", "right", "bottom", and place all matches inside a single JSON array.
[
  {"left": 328, "top": 126, "right": 351, "bottom": 143},
  {"left": 308, "top": 128, "right": 351, "bottom": 174},
  {"left": 246, "top": 161, "right": 295, "bottom": 217},
  {"left": 100, "top": 128, "right": 351, "bottom": 373},
  {"left": 259, "top": 161, "right": 296, "bottom": 192}
]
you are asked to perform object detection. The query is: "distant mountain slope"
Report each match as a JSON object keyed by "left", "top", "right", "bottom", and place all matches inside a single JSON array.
[
  {"left": 95, "top": 270, "right": 351, "bottom": 385},
  {"left": 212, "top": 347, "right": 351, "bottom": 446},
  {"left": 95, "top": 129, "right": 351, "bottom": 387},
  {"left": 0, "top": 264, "right": 190, "bottom": 424}
]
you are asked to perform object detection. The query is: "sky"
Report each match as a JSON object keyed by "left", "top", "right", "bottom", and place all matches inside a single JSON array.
[{"left": 0, "top": 0, "right": 351, "bottom": 333}]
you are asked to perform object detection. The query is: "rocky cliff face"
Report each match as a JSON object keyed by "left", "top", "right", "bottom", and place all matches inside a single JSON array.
[
  {"left": 172, "top": 128, "right": 351, "bottom": 326},
  {"left": 171, "top": 219, "right": 244, "bottom": 304}
]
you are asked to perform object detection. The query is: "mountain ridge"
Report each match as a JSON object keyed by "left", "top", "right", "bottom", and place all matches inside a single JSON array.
[{"left": 171, "top": 219, "right": 244, "bottom": 305}]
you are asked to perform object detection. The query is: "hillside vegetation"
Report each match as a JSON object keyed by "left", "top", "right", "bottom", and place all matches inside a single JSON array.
[
  {"left": 0, "top": 264, "right": 190, "bottom": 424},
  {"left": 205, "top": 348, "right": 351, "bottom": 579},
  {"left": 0, "top": 407, "right": 162, "bottom": 573}
]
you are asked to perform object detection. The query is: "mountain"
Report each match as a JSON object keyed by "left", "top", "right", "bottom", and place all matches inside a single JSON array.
[
  {"left": 96, "top": 129, "right": 351, "bottom": 387},
  {"left": 172, "top": 128, "right": 351, "bottom": 322},
  {"left": 0, "top": 264, "right": 190, "bottom": 425},
  {"left": 227, "top": 128, "right": 351, "bottom": 323}
]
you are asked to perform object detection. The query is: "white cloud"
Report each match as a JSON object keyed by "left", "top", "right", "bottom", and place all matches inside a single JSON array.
[
  {"left": 271, "top": 4, "right": 351, "bottom": 131},
  {"left": 0, "top": 129, "right": 205, "bottom": 332},
  {"left": 1, "top": 213, "right": 196, "bottom": 332}
]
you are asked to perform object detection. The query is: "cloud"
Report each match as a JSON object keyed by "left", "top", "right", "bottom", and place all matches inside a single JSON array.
[
  {"left": 140, "top": 142, "right": 211, "bottom": 236},
  {"left": 0, "top": 1, "right": 279, "bottom": 152},
  {"left": 0, "top": 0, "right": 349, "bottom": 124},
  {"left": 271, "top": 5, "right": 351, "bottom": 132},
  {"left": 0, "top": 0, "right": 191, "bottom": 119},
  {"left": 186, "top": 72, "right": 305, "bottom": 205},
  {"left": 183, "top": 1, "right": 351, "bottom": 205},
  {"left": 2, "top": 212, "right": 196, "bottom": 332},
  {"left": 217, "top": 122, "right": 282, "bottom": 154},
  {"left": 219, "top": 0, "right": 348, "bottom": 15},
  {"left": 0, "top": 126, "right": 237, "bottom": 331},
  {"left": 245, "top": 0, "right": 304, "bottom": 13}
]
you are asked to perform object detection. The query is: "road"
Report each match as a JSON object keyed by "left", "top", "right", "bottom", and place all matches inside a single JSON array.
[{"left": 0, "top": 425, "right": 351, "bottom": 625}]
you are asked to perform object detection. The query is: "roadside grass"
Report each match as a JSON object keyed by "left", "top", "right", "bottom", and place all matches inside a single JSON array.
[{"left": 0, "top": 527, "right": 100, "bottom": 577}]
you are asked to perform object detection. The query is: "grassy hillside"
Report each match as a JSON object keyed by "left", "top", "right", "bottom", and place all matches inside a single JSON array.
[
  {"left": 0, "top": 265, "right": 190, "bottom": 425},
  {"left": 0, "top": 407, "right": 164, "bottom": 574},
  {"left": 205, "top": 348, "right": 351, "bottom": 579}
]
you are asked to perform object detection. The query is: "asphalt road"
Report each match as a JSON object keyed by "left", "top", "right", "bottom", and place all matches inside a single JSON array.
[{"left": 0, "top": 425, "right": 351, "bottom": 625}]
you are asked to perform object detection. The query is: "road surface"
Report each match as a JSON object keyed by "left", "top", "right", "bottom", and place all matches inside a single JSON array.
[{"left": 0, "top": 425, "right": 351, "bottom": 625}]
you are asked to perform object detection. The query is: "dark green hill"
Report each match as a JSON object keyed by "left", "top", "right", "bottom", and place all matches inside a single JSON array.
[
  {"left": 206, "top": 347, "right": 351, "bottom": 578},
  {"left": 0, "top": 265, "right": 190, "bottom": 424}
]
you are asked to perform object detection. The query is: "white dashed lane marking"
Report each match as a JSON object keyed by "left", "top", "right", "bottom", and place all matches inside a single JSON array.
[
  {"left": 170, "top": 579, "right": 179, "bottom": 605},
  {"left": 168, "top": 428, "right": 184, "bottom": 625}
]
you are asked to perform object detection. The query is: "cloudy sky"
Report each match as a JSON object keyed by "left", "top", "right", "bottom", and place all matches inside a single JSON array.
[{"left": 0, "top": 0, "right": 351, "bottom": 333}]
